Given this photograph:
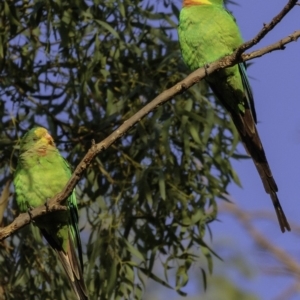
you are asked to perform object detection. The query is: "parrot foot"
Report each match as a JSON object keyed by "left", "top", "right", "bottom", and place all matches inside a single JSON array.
[
  {"left": 44, "top": 198, "right": 50, "bottom": 212},
  {"left": 204, "top": 63, "right": 210, "bottom": 77},
  {"left": 27, "top": 206, "right": 35, "bottom": 223}
]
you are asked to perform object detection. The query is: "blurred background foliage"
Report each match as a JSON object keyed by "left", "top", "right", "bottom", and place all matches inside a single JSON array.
[{"left": 0, "top": 0, "right": 252, "bottom": 299}]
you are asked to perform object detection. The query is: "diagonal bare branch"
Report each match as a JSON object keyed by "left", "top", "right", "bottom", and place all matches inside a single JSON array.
[
  {"left": 221, "top": 202, "right": 300, "bottom": 277},
  {"left": 236, "top": 0, "right": 298, "bottom": 56}
]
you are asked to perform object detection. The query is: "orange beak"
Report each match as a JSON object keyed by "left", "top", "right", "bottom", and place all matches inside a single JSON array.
[{"left": 44, "top": 132, "right": 54, "bottom": 145}]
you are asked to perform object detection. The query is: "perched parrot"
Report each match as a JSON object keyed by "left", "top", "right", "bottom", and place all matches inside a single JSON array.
[
  {"left": 14, "top": 127, "right": 88, "bottom": 299},
  {"left": 178, "top": 0, "right": 290, "bottom": 232}
]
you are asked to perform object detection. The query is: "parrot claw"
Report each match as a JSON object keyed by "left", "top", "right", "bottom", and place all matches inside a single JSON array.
[
  {"left": 27, "top": 206, "right": 35, "bottom": 223},
  {"left": 44, "top": 198, "right": 50, "bottom": 212},
  {"left": 204, "top": 63, "right": 210, "bottom": 77}
]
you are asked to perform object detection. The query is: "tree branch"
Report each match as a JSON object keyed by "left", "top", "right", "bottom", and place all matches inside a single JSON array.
[
  {"left": 235, "top": 0, "right": 298, "bottom": 56},
  {"left": 0, "top": 1, "right": 299, "bottom": 241},
  {"left": 221, "top": 202, "right": 300, "bottom": 277}
]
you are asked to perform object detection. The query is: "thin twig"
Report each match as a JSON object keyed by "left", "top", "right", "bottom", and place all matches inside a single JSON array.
[
  {"left": 222, "top": 202, "right": 300, "bottom": 277},
  {"left": 236, "top": 0, "right": 298, "bottom": 56}
]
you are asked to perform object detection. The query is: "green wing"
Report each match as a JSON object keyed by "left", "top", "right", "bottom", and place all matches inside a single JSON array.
[
  {"left": 239, "top": 63, "right": 257, "bottom": 123},
  {"left": 63, "top": 158, "right": 84, "bottom": 271}
]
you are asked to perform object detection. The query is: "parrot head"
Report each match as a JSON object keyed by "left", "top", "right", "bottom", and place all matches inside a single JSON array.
[
  {"left": 19, "top": 127, "right": 55, "bottom": 153},
  {"left": 183, "top": 0, "right": 222, "bottom": 7}
]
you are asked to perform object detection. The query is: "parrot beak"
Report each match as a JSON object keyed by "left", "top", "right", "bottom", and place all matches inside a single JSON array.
[{"left": 44, "top": 132, "right": 55, "bottom": 146}]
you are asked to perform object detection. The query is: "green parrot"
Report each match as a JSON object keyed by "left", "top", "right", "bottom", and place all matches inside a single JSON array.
[
  {"left": 13, "top": 127, "right": 88, "bottom": 299},
  {"left": 178, "top": 0, "right": 290, "bottom": 232}
]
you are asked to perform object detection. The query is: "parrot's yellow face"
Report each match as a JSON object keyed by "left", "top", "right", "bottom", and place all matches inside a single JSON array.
[
  {"left": 19, "top": 127, "right": 56, "bottom": 155},
  {"left": 34, "top": 127, "right": 55, "bottom": 146},
  {"left": 183, "top": 0, "right": 211, "bottom": 7}
]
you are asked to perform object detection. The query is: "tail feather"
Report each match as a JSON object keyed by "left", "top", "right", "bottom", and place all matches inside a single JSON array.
[
  {"left": 270, "top": 191, "right": 291, "bottom": 233},
  {"left": 56, "top": 238, "right": 88, "bottom": 300},
  {"left": 41, "top": 229, "right": 89, "bottom": 300},
  {"left": 207, "top": 66, "right": 290, "bottom": 232},
  {"left": 231, "top": 108, "right": 290, "bottom": 232}
]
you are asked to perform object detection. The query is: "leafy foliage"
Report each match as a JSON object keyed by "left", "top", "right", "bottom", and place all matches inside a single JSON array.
[{"left": 0, "top": 0, "right": 241, "bottom": 299}]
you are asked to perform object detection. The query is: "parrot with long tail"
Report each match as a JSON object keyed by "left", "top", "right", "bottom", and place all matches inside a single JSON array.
[
  {"left": 178, "top": 0, "right": 290, "bottom": 232},
  {"left": 14, "top": 127, "right": 89, "bottom": 299}
]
